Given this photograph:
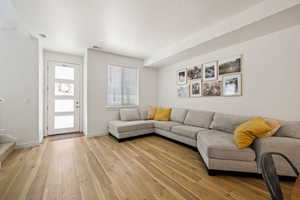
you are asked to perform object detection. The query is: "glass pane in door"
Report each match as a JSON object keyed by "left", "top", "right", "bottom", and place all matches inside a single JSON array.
[
  {"left": 55, "top": 100, "right": 74, "bottom": 112},
  {"left": 55, "top": 83, "right": 74, "bottom": 96},
  {"left": 55, "top": 66, "right": 74, "bottom": 80},
  {"left": 54, "top": 115, "right": 74, "bottom": 129}
]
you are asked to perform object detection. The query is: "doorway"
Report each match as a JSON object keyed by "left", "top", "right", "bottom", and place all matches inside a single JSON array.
[{"left": 47, "top": 61, "right": 81, "bottom": 135}]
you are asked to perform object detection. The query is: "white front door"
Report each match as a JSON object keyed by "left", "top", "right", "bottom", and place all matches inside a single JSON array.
[{"left": 47, "top": 62, "right": 80, "bottom": 135}]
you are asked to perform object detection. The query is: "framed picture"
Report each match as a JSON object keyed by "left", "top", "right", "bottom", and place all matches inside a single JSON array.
[
  {"left": 177, "top": 68, "right": 187, "bottom": 85},
  {"left": 223, "top": 74, "right": 242, "bottom": 96},
  {"left": 190, "top": 80, "right": 202, "bottom": 97},
  {"left": 177, "top": 85, "right": 190, "bottom": 97},
  {"left": 218, "top": 55, "right": 241, "bottom": 76},
  {"left": 202, "top": 81, "right": 222, "bottom": 96},
  {"left": 187, "top": 66, "right": 202, "bottom": 80},
  {"left": 203, "top": 61, "right": 217, "bottom": 81}
]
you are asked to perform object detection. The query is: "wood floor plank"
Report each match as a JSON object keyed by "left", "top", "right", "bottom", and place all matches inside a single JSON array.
[
  {"left": 0, "top": 135, "right": 295, "bottom": 200},
  {"left": 73, "top": 138, "right": 104, "bottom": 200},
  {"left": 1, "top": 143, "right": 47, "bottom": 200},
  {"left": 25, "top": 140, "right": 51, "bottom": 200}
]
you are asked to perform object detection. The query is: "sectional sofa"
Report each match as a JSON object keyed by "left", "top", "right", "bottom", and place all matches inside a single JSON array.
[{"left": 108, "top": 108, "right": 300, "bottom": 177}]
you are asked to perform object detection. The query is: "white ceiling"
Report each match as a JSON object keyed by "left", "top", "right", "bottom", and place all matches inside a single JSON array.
[{"left": 12, "top": 0, "right": 262, "bottom": 58}]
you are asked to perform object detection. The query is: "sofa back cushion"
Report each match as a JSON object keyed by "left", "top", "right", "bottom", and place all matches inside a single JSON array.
[
  {"left": 120, "top": 108, "right": 140, "bottom": 121},
  {"left": 139, "top": 108, "right": 148, "bottom": 120},
  {"left": 275, "top": 121, "right": 300, "bottom": 139},
  {"left": 170, "top": 108, "right": 188, "bottom": 123},
  {"left": 184, "top": 110, "right": 214, "bottom": 128},
  {"left": 210, "top": 113, "right": 252, "bottom": 133}
]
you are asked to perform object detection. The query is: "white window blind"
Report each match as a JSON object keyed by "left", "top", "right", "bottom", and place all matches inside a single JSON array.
[{"left": 107, "top": 65, "right": 138, "bottom": 107}]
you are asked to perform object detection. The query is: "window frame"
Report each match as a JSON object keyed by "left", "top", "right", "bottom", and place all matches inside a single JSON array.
[{"left": 106, "top": 64, "right": 139, "bottom": 109}]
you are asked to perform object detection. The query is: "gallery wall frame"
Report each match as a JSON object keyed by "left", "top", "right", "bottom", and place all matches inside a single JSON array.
[
  {"left": 202, "top": 80, "right": 222, "bottom": 97},
  {"left": 177, "top": 84, "right": 190, "bottom": 98},
  {"left": 222, "top": 74, "right": 242, "bottom": 97},
  {"left": 218, "top": 55, "right": 242, "bottom": 78},
  {"left": 203, "top": 61, "right": 218, "bottom": 81},
  {"left": 176, "top": 55, "right": 243, "bottom": 98},
  {"left": 190, "top": 79, "right": 202, "bottom": 97},
  {"left": 176, "top": 68, "right": 187, "bottom": 85},
  {"left": 187, "top": 65, "right": 202, "bottom": 80}
]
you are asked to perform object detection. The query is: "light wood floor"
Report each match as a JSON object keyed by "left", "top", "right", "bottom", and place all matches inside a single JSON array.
[{"left": 0, "top": 135, "right": 294, "bottom": 200}]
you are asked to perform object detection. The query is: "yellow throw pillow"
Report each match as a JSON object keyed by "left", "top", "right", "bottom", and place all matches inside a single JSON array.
[
  {"left": 147, "top": 106, "right": 157, "bottom": 120},
  {"left": 154, "top": 107, "right": 171, "bottom": 121},
  {"left": 263, "top": 120, "right": 281, "bottom": 137},
  {"left": 234, "top": 117, "right": 272, "bottom": 148}
]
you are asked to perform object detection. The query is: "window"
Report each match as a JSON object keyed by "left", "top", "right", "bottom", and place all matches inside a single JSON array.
[{"left": 107, "top": 65, "right": 138, "bottom": 107}]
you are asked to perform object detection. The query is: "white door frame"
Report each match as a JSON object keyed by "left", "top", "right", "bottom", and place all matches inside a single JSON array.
[{"left": 44, "top": 60, "right": 83, "bottom": 136}]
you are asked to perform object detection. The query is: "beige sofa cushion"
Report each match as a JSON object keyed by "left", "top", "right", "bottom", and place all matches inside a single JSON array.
[
  {"left": 170, "top": 108, "right": 188, "bottom": 123},
  {"left": 120, "top": 108, "right": 140, "bottom": 121},
  {"left": 210, "top": 113, "right": 252, "bottom": 133},
  {"left": 109, "top": 120, "right": 153, "bottom": 133},
  {"left": 184, "top": 110, "right": 214, "bottom": 128},
  {"left": 171, "top": 125, "right": 206, "bottom": 139},
  {"left": 153, "top": 121, "right": 182, "bottom": 131},
  {"left": 139, "top": 108, "right": 149, "bottom": 120},
  {"left": 197, "top": 130, "right": 256, "bottom": 162}
]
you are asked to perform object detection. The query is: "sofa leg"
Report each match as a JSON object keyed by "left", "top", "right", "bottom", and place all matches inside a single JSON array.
[{"left": 207, "top": 169, "right": 217, "bottom": 176}]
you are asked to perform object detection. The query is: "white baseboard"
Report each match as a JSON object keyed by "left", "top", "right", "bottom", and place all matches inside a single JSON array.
[
  {"left": 16, "top": 141, "right": 40, "bottom": 149},
  {"left": 85, "top": 132, "right": 108, "bottom": 138}
]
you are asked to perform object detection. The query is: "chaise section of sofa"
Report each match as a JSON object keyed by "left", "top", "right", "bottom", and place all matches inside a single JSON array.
[
  {"left": 108, "top": 120, "right": 154, "bottom": 140},
  {"left": 197, "top": 130, "right": 257, "bottom": 174},
  {"left": 196, "top": 112, "right": 258, "bottom": 174}
]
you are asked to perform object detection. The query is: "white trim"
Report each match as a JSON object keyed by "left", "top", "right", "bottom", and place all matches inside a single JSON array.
[
  {"left": 45, "top": 60, "right": 83, "bottom": 136},
  {"left": 85, "top": 132, "right": 108, "bottom": 137},
  {"left": 105, "top": 105, "right": 138, "bottom": 110},
  {"left": 106, "top": 64, "right": 139, "bottom": 107},
  {"left": 16, "top": 141, "right": 40, "bottom": 149}
]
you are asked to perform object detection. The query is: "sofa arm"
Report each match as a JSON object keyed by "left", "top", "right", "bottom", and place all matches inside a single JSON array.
[
  {"left": 0, "top": 134, "right": 16, "bottom": 143},
  {"left": 253, "top": 137, "right": 300, "bottom": 177}
]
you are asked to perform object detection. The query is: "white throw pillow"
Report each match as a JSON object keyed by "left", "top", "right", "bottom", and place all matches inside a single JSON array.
[{"left": 120, "top": 108, "right": 140, "bottom": 121}]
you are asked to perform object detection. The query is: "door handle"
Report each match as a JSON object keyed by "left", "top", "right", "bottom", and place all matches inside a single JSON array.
[{"left": 75, "top": 101, "right": 80, "bottom": 109}]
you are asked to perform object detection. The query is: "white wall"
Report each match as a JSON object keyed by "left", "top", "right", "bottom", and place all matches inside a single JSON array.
[
  {"left": 0, "top": 30, "right": 39, "bottom": 146},
  {"left": 43, "top": 50, "right": 84, "bottom": 135},
  {"left": 86, "top": 50, "right": 157, "bottom": 136},
  {"left": 38, "top": 40, "right": 44, "bottom": 143},
  {"left": 158, "top": 24, "right": 300, "bottom": 121}
]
